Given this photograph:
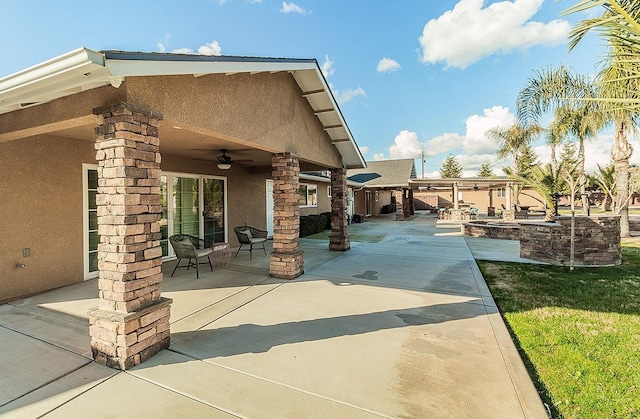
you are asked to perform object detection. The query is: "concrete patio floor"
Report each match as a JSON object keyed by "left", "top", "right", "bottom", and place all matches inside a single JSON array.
[{"left": 0, "top": 212, "right": 548, "bottom": 418}]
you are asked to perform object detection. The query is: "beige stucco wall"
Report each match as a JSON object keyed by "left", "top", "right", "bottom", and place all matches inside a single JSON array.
[
  {"left": 0, "top": 70, "right": 349, "bottom": 301},
  {"left": 416, "top": 189, "right": 545, "bottom": 211},
  {"left": 299, "top": 182, "right": 331, "bottom": 217},
  {"left": 0, "top": 135, "right": 96, "bottom": 302},
  {"left": 125, "top": 74, "right": 344, "bottom": 169}
]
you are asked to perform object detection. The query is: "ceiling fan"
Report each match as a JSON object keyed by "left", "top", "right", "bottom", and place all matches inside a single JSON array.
[{"left": 215, "top": 149, "right": 253, "bottom": 169}]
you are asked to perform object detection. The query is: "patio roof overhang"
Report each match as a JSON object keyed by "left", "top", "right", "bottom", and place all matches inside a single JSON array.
[
  {"left": 409, "top": 176, "right": 518, "bottom": 190},
  {"left": 0, "top": 48, "right": 366, "bottom": 169}
]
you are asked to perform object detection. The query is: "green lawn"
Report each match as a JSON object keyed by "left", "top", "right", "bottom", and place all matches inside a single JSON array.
[{"left": 478, "top": 240, "right": 640, "bottom": 418}]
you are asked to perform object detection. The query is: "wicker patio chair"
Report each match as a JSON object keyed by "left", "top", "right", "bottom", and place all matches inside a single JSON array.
[
  {"left": 169, "top": 234, "right": 213, "bottom": 278},
  {"left": 233, "top": 226, "right": 268, "bottom": 259}
]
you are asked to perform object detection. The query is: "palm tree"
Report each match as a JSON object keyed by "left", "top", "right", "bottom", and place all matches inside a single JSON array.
[
  {"left": 505, "top": 163, "right": 564, "bottom": 222},
  {"left": 487, "top": 123, "right": 543, "bottom": 205},
  {"left": 565, "top": 0, "right": 640, "bottom": 236},
  {"left": 590, "top": 163, "right": 616, "bottom": 211},
  {"left": 487, "top": 123, "right": 543, "bottom": 174},
  {"left": 517, "top": 67, "right": 603, "bottom": 214}
]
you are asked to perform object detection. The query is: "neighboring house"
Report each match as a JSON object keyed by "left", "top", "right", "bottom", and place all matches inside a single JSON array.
[
  {"left": 347, "top": 159, "right": 417, "bottom": 220},
  {"left": 0, "top": 48, "right": 365, "bottom": 369}
]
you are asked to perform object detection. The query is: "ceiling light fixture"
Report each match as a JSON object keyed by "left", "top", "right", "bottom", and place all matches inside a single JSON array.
[{"left": 217, "top": 163, "right": 231, "bottom": 170}]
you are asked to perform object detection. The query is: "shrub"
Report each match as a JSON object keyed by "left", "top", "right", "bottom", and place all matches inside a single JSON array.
[
  {"left": 322, "top": 212, "right": 332, "bottom": 230},
  {"left": 299, "top": 216, "right": 318, "bottom": 237}
]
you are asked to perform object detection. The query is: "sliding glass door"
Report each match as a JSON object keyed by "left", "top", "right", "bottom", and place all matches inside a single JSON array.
[
  {"left": 160, "top": 173, "right": 227, "bottom": 258},
  {"left": 203, "top": 178, "right": 225, "bottom": 247}
]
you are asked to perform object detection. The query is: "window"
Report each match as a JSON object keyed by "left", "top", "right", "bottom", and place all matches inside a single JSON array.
[
  {"left": 497, "top": 188, "right": 505, "bottom": 198},
  {"left": 298, "top": 184, "right": 318, "bottom": 207},
  {"left": 84, "top": 165, "right": 99, "bottom": 279}
]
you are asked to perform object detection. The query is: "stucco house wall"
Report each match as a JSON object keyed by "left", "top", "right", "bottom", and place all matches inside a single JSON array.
[
  {"left": 0, "top": 54, "right": 361, "bottom": 303},
  {"left": 1, "top": 135, "right": 94, "bottom": 301}
]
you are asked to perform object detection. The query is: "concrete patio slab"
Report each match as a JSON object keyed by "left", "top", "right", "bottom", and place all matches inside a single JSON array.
[
  {"left": 131, "top": 350, "right": 383, "bottom": 418},
  {"left": 40, "top": 371, "right": 235, "bottom": 418},
  {"left": 0, "top": 363, "right": 115, "bottom": 418},
  {"left": 169, "top": 279, "right": 530, "bottom": 418},
  {"left": 0, "top": 212, "right": 548, "bottom": 418},
  {"left": 0, "top": 304, "right": 91, "bottom": 357},
  {"left": 0, "top": 327, "right": 92, "bottom": 406}
]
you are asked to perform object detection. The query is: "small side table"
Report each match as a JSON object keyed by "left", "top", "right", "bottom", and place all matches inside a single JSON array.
[{"left": 211, "top": 242, "right": 231, "bottom": 267}]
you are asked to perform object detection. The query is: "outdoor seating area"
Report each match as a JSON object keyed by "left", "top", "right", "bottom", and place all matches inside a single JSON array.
[
  {"left": 437, "top": 207, "right": 479, "bottom": 221},
  {"left": 169, "top": 234, "right": 214, "bottom": 279},
  {"left": 233, "top": 225, "right": 269, "bottom": 259}
]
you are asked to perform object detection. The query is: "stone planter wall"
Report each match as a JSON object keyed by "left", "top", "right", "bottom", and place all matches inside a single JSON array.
[
  {"left": 462, "top": 221, "right": 521, "bottom": 241},
  {"left": 520, "top": 216, "right": 621, "bottom": 266}
]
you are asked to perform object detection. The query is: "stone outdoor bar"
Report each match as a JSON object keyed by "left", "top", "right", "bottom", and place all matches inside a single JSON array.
[{"left": 519, "top": 216, "right": 621, "bottom": 266}]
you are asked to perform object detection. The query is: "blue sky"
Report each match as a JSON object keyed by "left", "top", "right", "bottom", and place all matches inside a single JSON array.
[{"left": 2, "top": 0, "right": 637, "bottom": 176}]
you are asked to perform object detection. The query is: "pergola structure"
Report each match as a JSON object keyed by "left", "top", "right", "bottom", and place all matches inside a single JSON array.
[{"left": 409, "top": 177, "right": 522, "bottom": 221}]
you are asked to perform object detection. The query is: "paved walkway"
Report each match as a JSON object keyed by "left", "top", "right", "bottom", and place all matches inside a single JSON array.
[{"left": 0, "top": 213, "right": 547, "bottom": 418}]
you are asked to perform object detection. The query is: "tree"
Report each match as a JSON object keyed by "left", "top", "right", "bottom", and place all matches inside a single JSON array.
[
  {"left": 478, "top": 161, "right": 494, "bottom": 177},
  {"left": 487, "top": 122, "right": 543, "bottom": 204},
  {"left": 565, "top": 0, "right": 640, "bottom": 236},
  {"left": 516, "top": 143, "right": 539, "bottom": 178},
  {"left": 505, "top": 163, "right": 564, "bottom": 222},
  {"left": 440, "top": 154, "right": 463, "bottom": 178},
  {"left": 487, "top": 123, "right": 543, "bottom": 175},
  {"left": 517, "top": 67, "right": 605, "bottom": 215},
  {"left": 590, "top": 163, "right": 616, "bottom": 211}
]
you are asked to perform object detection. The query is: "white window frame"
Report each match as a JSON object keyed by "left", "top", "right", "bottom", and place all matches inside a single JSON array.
[
  {"left": 327, "top": 185, "right": 332, "bottom": 198},
  {"left": 83, "top": 164, "right": 99, "bottom": 280},
  {"left": 84, "top": 167, "right": 228, "bottom": 278},
  {"left": 299, "top": 183, "right": 318, "bottom": 207},
  {"left": 497, "top": 188, "right": 506, "bottom": 198}
]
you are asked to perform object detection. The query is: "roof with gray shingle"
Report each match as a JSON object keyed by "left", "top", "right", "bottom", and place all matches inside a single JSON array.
[{"left": 347, "top": 159, "right": 416, "bottom": 188}]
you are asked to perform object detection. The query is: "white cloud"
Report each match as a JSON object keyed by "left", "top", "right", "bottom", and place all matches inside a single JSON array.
[
  {"left": 462, "top": 105, "right": 516, "bottom": 154},
  {"left": 321, "top": 55, "right": 334, "bottom": 79},
  {"left": 359, "top": 146, "right": 370, "bottom": 156},
  {"left": 377, "top": 57, "right": 401, "bottom": 73},
  {"left": 373, "top": 153, "right": 386, "bottom": 161},
  {"left": 158, "top": 40, "right": 223, "bottom": 56},
  {"left": 198, "top": 41, "right": 222, "bottom": 56},
  {"left": 419, "top": 0, "right": 571, "bottom": 69},
  {"left": 335, "top": 87, "right": 366, "bottom": 104},
  {"left": 280, "top": 2, "right": 307, "bottom": 14},
  {"left": 171, "top": 48, "right": 196, "bottom": 54},
  {"left": 389, "top": 130, "right": 424, "bottom": 159},
  {"left": 424, "top": 133, "right": 464, "bottom": 157}
]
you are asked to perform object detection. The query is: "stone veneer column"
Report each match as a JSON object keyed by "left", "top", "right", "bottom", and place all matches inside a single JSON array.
[
  {"left": 88, "top": 102, "right": 171, "bottom": 370},
  {"left": 270, "top": 153, "right": 304, "bottom": 279},
  {"left": 408, "top": 189, "right": 415, "bottom": 216},
  {"left": 395, "top": 188, "right": 405, "bottom": 221},
  {"left": 329, "top": 168, "right": 350, "bottom": 251}
]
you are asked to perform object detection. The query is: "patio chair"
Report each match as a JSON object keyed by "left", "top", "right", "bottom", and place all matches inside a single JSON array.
[
  {"left": 234, "top": 226, "right": 268, "bottom": 259},
  {"left": 169, "top": 234, "right": 213, "bottom": 279}
]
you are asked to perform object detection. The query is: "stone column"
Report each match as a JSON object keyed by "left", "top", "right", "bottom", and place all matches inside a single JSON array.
[
  {"left": 395, "top": 188, "right": 404, "bottom": 221},
  {"left": 503, "top": 182, "right": 515, "bottom": 221},
  {"left": 330, "top": 168, "right": 350, "bottom": 251},
  {"left": 408, "top": 189, "right": 415, "bottom": 216},
  {"left": 88, "top": 102, "right": 171, "bottom": 370},
  {"left": 453, "top": 183, "right": 459, "bottom": 209},
  {"left": 270, "top": 153, "right": 304, "bottom": 279}
]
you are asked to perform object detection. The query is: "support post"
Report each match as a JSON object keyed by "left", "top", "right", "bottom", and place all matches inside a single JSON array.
[
  {"left": 330, "top": 168, "right": 350, "bottom": 251},
  {"left": 395, "top": 188, "right": 405, "bottom": 221},
  {"left": 270, "top": 153, "right": 304, "bottom": 279},
  {"left": 89, "top": 102, "right": 171, "bottom": 370}
]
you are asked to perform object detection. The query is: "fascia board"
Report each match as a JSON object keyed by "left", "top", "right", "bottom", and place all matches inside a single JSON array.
[{"left": 105, "top": 59, "right": 317, "bottom": 77}]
